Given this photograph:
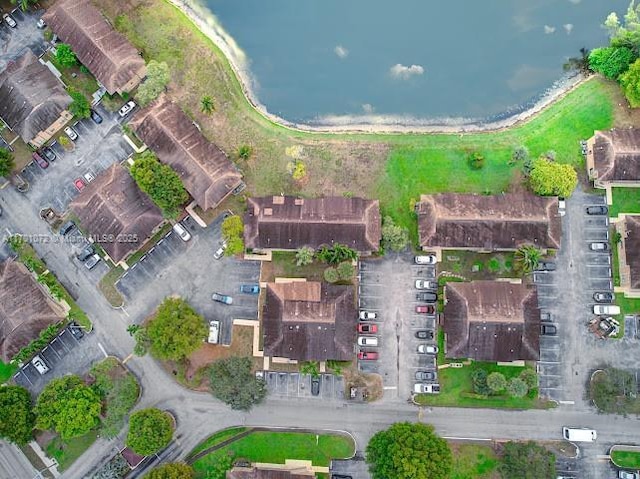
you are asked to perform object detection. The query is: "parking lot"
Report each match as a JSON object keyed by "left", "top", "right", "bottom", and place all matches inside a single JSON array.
[
  {"left": 116, "top": 215, "right": 261, "bottom": 345},
  {"left": 263, "top": 372, "right": 345, "bottom": 401},
  {"left": 357, "top": 254, "right": 438, "bottom": 400},
  {"left": 19, "top": 105, "right": 134, "bottom": 214},
  {"left": 0, "top": 8, "right": 48, "bottom": 70}
]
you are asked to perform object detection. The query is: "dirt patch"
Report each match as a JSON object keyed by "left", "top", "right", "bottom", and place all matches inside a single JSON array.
[
  {"left": 343, "top": 368, "right": 383, "bottom": 402},
  {"left": 538, "top": 440, "right": 579, "bottom": 459},
  {"left": 606, "top": 79, "right": 640, "bottom": 128}
]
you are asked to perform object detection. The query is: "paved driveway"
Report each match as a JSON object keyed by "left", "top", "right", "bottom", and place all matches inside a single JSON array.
[
  {"left": 0, "top": 9, "right": 47, "bottom": 70},
  {"left": 263, "top": 372, "right": 345, "bottom": 401},
  {"left": 116, "top": 215, "right": 261, "bottom": 345}
]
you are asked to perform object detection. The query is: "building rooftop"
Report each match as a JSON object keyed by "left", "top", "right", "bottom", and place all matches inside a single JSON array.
[{"left": 591, "top": 129, "right": 640, "bottom": 183}]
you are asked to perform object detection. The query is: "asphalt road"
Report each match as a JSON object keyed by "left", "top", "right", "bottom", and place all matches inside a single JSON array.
[{"left": 0, "top": 442, "right": 37, "bottom": 479}]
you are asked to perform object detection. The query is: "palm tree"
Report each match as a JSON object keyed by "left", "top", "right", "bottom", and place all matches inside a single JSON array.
[
  {"left": 514, "top": 245, "right": 542, "bottom": 275},
  {"left": 200, "top": 95, "right": 215, "bottom": 115}
]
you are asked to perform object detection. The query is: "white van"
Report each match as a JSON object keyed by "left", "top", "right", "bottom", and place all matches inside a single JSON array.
[
  {"left": 593, "top": 305, "right": 621, "bottom": 315},
  {"left": 207, "top": 320, "right": 220, "bottom": 344},
  {"left": 562, "top": 427, "right": 597, "bottom": 442},
  {"left": 357, "top": 336, "right": 378, "bottom": 347}
]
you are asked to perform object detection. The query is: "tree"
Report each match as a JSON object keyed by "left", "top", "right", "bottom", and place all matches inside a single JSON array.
[
  {"left": 528, "top": 158, "right": 578, "bottom": 198},
  {"left": 221, "top": 215, "right": 244, "bottom": 256},
  {"left": 564, "top": 47, "right": 591, "bottom": 74},
  {"left": 511, "top": 145, "right": 529, "bottom": 165},
  {"left": 316, "top": 244, "right": 358, "bottom": 265},
  {"left": 590, "top": 367, "right": 637, "bottom": 414},
  {"left": 620, "top": 58, "right": 640, "bottom": 107},
  {"left": 136, "top": 60, "right": 170, "bottom": 107},
  {"left": 68, "top": 90, "right": 91, "bottom": 118},
  {"left": 55, "top": 44, "right": 77, "bottom": 68},
  {"left": 0, "top": 386, "right": 35, "bottom": 445},
  {"left": 336, "top": 261, "right": 354, "bottom": 281},
  {"left": 467, "top": 151, "right": 484, "bottom": 170},
  {"left": 300, "top": 361, "right": 320, "bottom": 378},
  {"left": 35, "top": 375, "right": 101, "bottom": 439},
  {"left": 381, "top": 216, "right": 409, "bottom": 252},
  {"left": 147, "top": 297, "right": 207, "bottom": 361},
  {"left": 589, "top": 46, "right": 634, "bottom": 79},
  {"left": 126, "top": 408, "right": 174, "bottom": 456},
  {"left": 507, "top": 377, "right": 529, "bottom": 398},
  {"left": 147, "top": 463, "right": 194, "bottom": 479},
  {"left": 471, "top": 368, "right": 490, "bottom": 396},
  {"left": 237, "top": 145, "right": 253, "bottom": 160},
  {"left": 295, "top": 246, "right": 315, "bottom": 266},
  {"left": 519, "top": 368, "right": 538, "bottom": 389},
  {"left": 209, "top": 356, "right": 267, "bottom": 410},
  {"left": 486, "top": 372, "right": 507, "bottom": 393},
  {"left": 201, "top": 95, "right": 215, "bottom": 114},
  {"left": 500, "top": 441, "right": 555, "bottom": 479},
  {"left": 366, "top": 422, "right": 452, "bottom": 479},
  {"left": 323, "top": 267, "right": 339, "bottom": 283},
  {"left": 11, "top": 0, "right": 38, "bottom": 11},
  {"left": 130, "top": 151, "right": 188, "bottom": 218},
  {"left": 515, "top": 244, "right": 542, "bottom": 274},
  {"left": 0, "top": 148, "right": 15, "bottom": 177},
  {"left": 203, "top": 454, "right": 234, "bottom": 479}
]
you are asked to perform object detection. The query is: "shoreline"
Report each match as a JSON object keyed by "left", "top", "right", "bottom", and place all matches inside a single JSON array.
[{"left": 172, "top": 0, "right": 589, "bottom": 135}]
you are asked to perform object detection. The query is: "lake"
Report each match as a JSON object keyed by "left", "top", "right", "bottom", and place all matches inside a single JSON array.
[{"left": 201, "top": 0, "right": 627, "bottom": 125}]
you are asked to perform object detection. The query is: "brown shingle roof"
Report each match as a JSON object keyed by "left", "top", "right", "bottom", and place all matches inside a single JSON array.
[
  {"left": 417, "top": 193, "right": 561, "bottom": 250},
  {"left": 624, "top": 215, "right": 640, "bottom": 290},
  {"left": 262, "top": 282, "right": 357, "bottom": 361},
  {"left": 245, "top": 196, "right": 381, "bottom": 253},
  {"left": 129, "top": 95, "right": 243, "bottom": 210},
  {"left": 592, "top": 129, "right": 640, "bottom": 183},
  {"left": 0, "top": 260, "right": 65, "bottom": 362},
  {"left": 70, "top": 164, "right": 164, "bottom": 263},
  {"left": 443, "top": 281, "right": 540, "bottom": 362},
  {"left": 43, "top": 0, "right": 146, "bottom": 94},
  {"left": 227, "top": 466, "right": 314, "bottom": 479},
  {"left": 0, "top": 51, "right": 72, "bottom": 144}
]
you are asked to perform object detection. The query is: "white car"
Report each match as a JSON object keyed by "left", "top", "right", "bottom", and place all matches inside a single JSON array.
[
  {"left": 36, "top": 18, "right": 46, "bottom": 29},
  {"left": 415, "top": 255, "right": 437, "bottom": 265},
  {"left": 357, "top": 336, "right": 378, "bottom": 347},
  {"left": 173, "top": 222, "right": 191, "bottom": 241},
  {"left": 3, "top": 13, "right": 17, "bottom": 28},
  {"left": 83, "top": 172, "right": 95, "bottom": 183},
  {"left": 118, "top": 100, "right": 137, "bottom": 117},
  {"left": 31, "top": 355, "right": 50, "bottom": 375},
  {"left": 359, "top": 311, "right": 377, "bottom": 320},
  {"left": 415, "top": 279, "right": 437, "bottom": 290},
  {"left": 207, "top": 320, "right": 220, "bottom": 344},
  {"left": 64, "top": 126, "right": 78, "bottom": 141},
  {"left": 414, "top": 383, "right": 440, "bottom": 394},
  {"left": 417, "top": 344, "right": 438, "bottom": 354},
  {"left": 213, "top": 241, "right": 227, "bottom": 259}
]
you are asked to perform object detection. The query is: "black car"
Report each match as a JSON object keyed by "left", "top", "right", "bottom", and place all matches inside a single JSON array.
[
  {"left": 593, "top": 292, "right": 615, "bottom": 303},
  {"left": 41, "top": 147, "right": 56, "bottom": 162},
  {"left": 76, "top": 244, "right": 95, "bottom": 261},
  {"left": 416, "top": 292, "right": 437, "bottom": 302},
  {"left": 586, "top": 205, "right": 608, "bottom": 215},
  {"left": 536, "top": 261, "right": 556, "bottom": 271},
  {"left": 415, "top": 370, "right": 437, "bottom": 381},
  {"left": 331, "top": 476, "right": 353, "bottom": 479},
  {"left": 90, "top": 110, "right": 103, "bottom": 124},
  {"left": 541, "top": 324, "right": 557, "bottom": 336},
  {"left": 68, "top": 322, "right": 84, "bottom": 340},
  {"left": 311, "top": 378, "right": 320, "bottom": 396},
  {"left": 59, "top": 220, "right": 75, "bottom": 236},
  {"left": 415, "top": 330, "right": 434, "bottom": 340}
]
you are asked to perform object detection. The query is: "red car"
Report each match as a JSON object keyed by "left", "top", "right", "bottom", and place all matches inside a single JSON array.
[
  {"left": 358, "top": 351, "right": 379, "bottom": 360},
  {"left": 74, "top": 178, "right": 86, "bottom": 192},
  {"left": 32, "top": 152, "right": 49, "bottom": 169},
  {"left": 358, "top": 323, "right": 378, "bottom": 334},
  {"left": 416, "top": 304, "right": 436, "bottom": 314}
]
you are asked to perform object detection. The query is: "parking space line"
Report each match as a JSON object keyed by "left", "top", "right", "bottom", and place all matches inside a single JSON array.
[{"left": 97, "top": 342, "right": 108, "bottom": 358}]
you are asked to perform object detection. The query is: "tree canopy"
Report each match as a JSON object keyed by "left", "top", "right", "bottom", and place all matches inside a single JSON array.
[
  {"left": 68, "top": 89, "right": 91, "bottom": 118},
  {"left": 590, "top": 367, "right": 638, "bottom": 414},
  {"left": 126, "top": 408, "right": 174, "bottom": 456},
  {"left": 147, "top": 463, "right": 194, "bottom": 479},
  {"left": 209, "top": 356, "right": 267, "bottom": 410},
  {"left": 130, "top": 151, "right": 188, "bottom": 218},
  {"left": 316, "top": 244, "right": 358, "bottom": 265},
  {"left": 136, "top": 60, "right": 170, "bottom": 106},
  {"left": 35, "top": 375, "right": 101, "bottom": 439},
  {"left": 0, "top": 148, "right": 15, "bottom": 177},
  {"left": 381, "top": 216, "right": 409, "bottom": 252},
  {"left": 0, "top": 386, "right": 35, "bottom": 445},
  {"left": 621, "top": 58, "right": 640, "bottom": 107},
  {"left": 55, "top": 43, "right": 77, "bottom": 68},
  {"left": 221, "top": 215, "right": 244, "bottom": 256},
  {"left": 589, "top": 46, "right": 634, "bottom": 79},
  {"left": 528, "top": 158, "right": 577, "bottom": 198},
  {"left": 147, "top": 297, "right": 208, "bottom": 361},
  {"left": 500, "top": 441, "right": 555, "bottom": 479},
  {"left": 366, "top": 422, "right": 452, "bottom": 479},
  {"left": 515, "top": 244, "right": 542, "bottom": 275}
]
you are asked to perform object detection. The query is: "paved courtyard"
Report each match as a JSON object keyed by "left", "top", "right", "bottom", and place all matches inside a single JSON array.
[
  {"left": 263, "top": 372, "right": 345, "bottom": 401},
  {"left": 0, "top": 8, "right": 47, "bottom": 70}
]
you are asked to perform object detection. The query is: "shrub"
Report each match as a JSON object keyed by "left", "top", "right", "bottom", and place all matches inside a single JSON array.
[
  {"left": 68, "top": 89, "right": 91, "bottom": 118},
  {"left": 237, "top": 145, "right": 253, "bottom": 160},
  {"left": 295, "top": 246, "right": 315, "bottom": 266},
  {"left": 471, "top": 369, "right": 490, "bottom": 396},
  {"left": 126, "top": 408, "right": 173, "bottom": 456},
  {"left": 324, "top": 267, "right": 339, "bottom": 283},
  {"left": 336, "top": 261, "right": 354, "bottom": 281},
  {"left": 221, "top": 216, "right": 244, "bottom": 256},
  {"left": 529, "top": 158, "right": 578, "bottom": 198},
  {"left": 486, "top": 372, "right": 507, "bottom": 393},
  {"left": 381, "top": 216, "right": 409, "bottom": 252},
  {"left": 55, "top": 43, "right": 77, "bottom": 68},
  {"left": 467, "top": 152, "right": 484, "bottom": 170},
  {"left": 519, "top": 368, "right": 538, "bottom": 389},
  {"left": 0, "top": 148, "right": 15, "bottom": 177},
  {"left": 316, "top": 244, "right": 358, "bottom": 265},
  {"left": 507, "top": 377, "right": 529, "bottom": 398}
]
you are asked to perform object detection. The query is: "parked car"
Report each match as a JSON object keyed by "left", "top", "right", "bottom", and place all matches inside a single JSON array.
[
  {"left": 417, "top": 344, "right": 438, "bottom": 354},
  {"left": 59, "top": 220, "right": 76, "bottom": 236},
  {"left": 415, "top": 370, "right": 437, "bottom": 381},
  {"left": 64, "top": 126, "right": 78, "bottom": 141},
  {"left": 357, "top": 351, "right": 378, "bottom": 360},
  {"left": 118, "top": 100, "right": 137, "bottom": 117},
  {"left": 90, "top": 110, "right": 103, "bottom": 124},
  {"left": 207, "top": 320, "right": 220, "bottom": 344},
  {"left": 84, "top": 172, "right": 95, "bottom": 183},
  {"left": 416, "top": 292, "right": 437, "bottom": 302},
  {"left": 41, "top": 147, "right": 56, "bottom": 162},
  {"left": 36, "top": 18, "right": 46, "bottom": 29},
  {"left": 618, "top": 471, "right": 639, "bottom": 479},
  {"left": 414, "top": 383, "right": 440, "bottom": 394},
  {"left": 31, "top": 355, "right": 50, "bottom": 375},
  {"left": 240, "top": 284, "right": 260, "bottom": 294},
  {"left": 586, "top": 205, "right": 608, "bottom": 215},
  {"left": 358, "top": 323, "right": 378, "bottom": 334},
  {"left": 213, "top": 241, "right": 227, "bottom": 259},
  {"left": 415, "top": 279, "right": 437, "bottom": 290},
  {"left": 415, "top": 304, "right": 436, "bottom": 314},
  {"left": 76, "top": 243, "right": 95, "bottom": 261},
  {"left": 32, "top": 152, "right": 49, "bottom": 169},
  {"left": 415, "top": 255, "right": 437, "bottom": 265},
  {"left": 589, "top": 242, "right": 609, "bottom": 251},
  {"left": 540, "top": 324, "right": 557, "bottom": 336},
  {"left": 558, "top": 198, "right": 566, "bottom": 217},
  {"left": 535, "top": 261, "right": 556, "bottom": 271},
  {"left": 357, "top": 336, "right": 378, "bottom": 347},
  {"left": 74, "top": 178, "right": 86, "bottom": 192},
  {"left": 84, "top": 254, "right": 101, "bottom": 270},
  {"left": 212, "top": 292, "right": 233, "bottom": 304},
  {"left": 593, "top": 292, "right": 615, "bottom": 303},
  {"left": 3, "top": 13, "right": 17, "bottom": 28},
  {"left": 311, "top": 378, "right": 320, "bottom": 396},
  {"left": 172, "top": 222, "right": 191, "bottom": 241},
  {"left": 593, "top": 304, "right": 621, "bottom": 315},
  {"left": 69, "top": 322, "right": 84, "bottom": 340},
  {"left": 540, "top": 312, "right": 552, "bottom": 322},
  {"left": 331, "top": 475, "right": 353, "bottom": 479},
  {"left": 417, "top": 268, "right": 437, "bottom": 278},
  {"left": 415, "top": 330, "right": 434, "bottom": 340},
  {"left": 359, "top": 311, "right": 378, "bottom": 320}
]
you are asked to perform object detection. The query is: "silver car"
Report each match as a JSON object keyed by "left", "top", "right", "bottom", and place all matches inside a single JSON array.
[{"left": 64, "top": 126, "right": 78, "bottom": 141}]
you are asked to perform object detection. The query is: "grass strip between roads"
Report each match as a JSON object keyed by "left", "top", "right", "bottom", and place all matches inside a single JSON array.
[{"left": 611, "top": 450, "right": 640, "bottom": 469}]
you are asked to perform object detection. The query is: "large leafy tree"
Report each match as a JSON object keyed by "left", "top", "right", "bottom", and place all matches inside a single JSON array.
[
  {"left": 126, "top": 408, "right": 173, "bottom": 456},
  {"left": 381, "top": 216, "right": 409, "bottom": 252},
  {"left": 221, "top": 215, "right": 244, "bottom": 256},
  {"left": 528, "top": 158, "right": 577, "bottom": 198},
  {"left": 209, "top": 356, "right": 267, "bottom": 410},
  {"left": 35, "top": 375, "right": 101, "bottom": 439},
  {"left": 316, "top": 244, "right": 358, "bottom": 265},
  {"left": 136, "top": 60, "right": 170, "bottom": 106},
  {"left": 366, "top": 422, "right": 452, "bottom": 479},
  {"left": 0, "top": 148, "right": 15, "bottom": 177},
  {"left": 620, "top": 58, "right": 640, "bottom": 107},
  {"left": 130, "top": 151, "right": 189, "bottom": 218},
  {"left": 68, "top": 89, "right": 91, "bottom": 118},
  {"left": 55, "top": 43, "right": 77, "bottom": 68},
  {"left": 500, "top": 441, "right": 555, "bottom": 479},
  {"left": 0, "top": 386, "right": 35, "bottom": 445},
  {"left": 589, "top": 46, "right": 634, "bottom": 79},
  {"left": 147, "top": 463, "right": 194, "bottom": 479},
  {"left": 147, "top": 297, "right": 208, "bottom": 361}
]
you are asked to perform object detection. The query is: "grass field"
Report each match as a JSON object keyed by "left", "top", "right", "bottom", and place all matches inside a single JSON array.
[
  {"left": 611, "top": 449, "right": 640, "bottom": 469},
  {"left": 450, "top": 443, "right": 500, "bottom": 479},
  {"left": 45, "top": 430, "right": 98, "bottom": 471},
  {"left": 0, "top": 361, "right": 17, "bottom": 383},
  {"left": 189, "top": 427, "right": 247, "bottom": 456},
  {"left": 610, "top": 188, "right": 640, "bottom": 217}
]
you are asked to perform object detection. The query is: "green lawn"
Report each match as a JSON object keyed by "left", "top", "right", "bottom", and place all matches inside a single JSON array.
[
  {"left": 0, "top": 361, "right": 17, "bottom": 383},
  {"left": 610, "top": 188, "right": 640, "bottom": 217},
  {"left": 611, "top": 449, "right": 640, "bottom": 469},
  {"left": 45, "top": 430, "right": 98, "bottom": 471},
  {"left": 450, "top": 444, "right": 500, "bottom": 479},
  {"left": 47, "top": 53, "right": 99, "bottom": 101},
  {"left": 439, "top": 251, "right": 515, "bottom": 281},
  {"left": 191, "top": 431, "right": 355, "bottom": 477},
  {"left": 270, "top": 251, "right": 327, "bottom": 282},
  {"left": 189, "top": 427, "right": 247, "bottom": 456}
]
